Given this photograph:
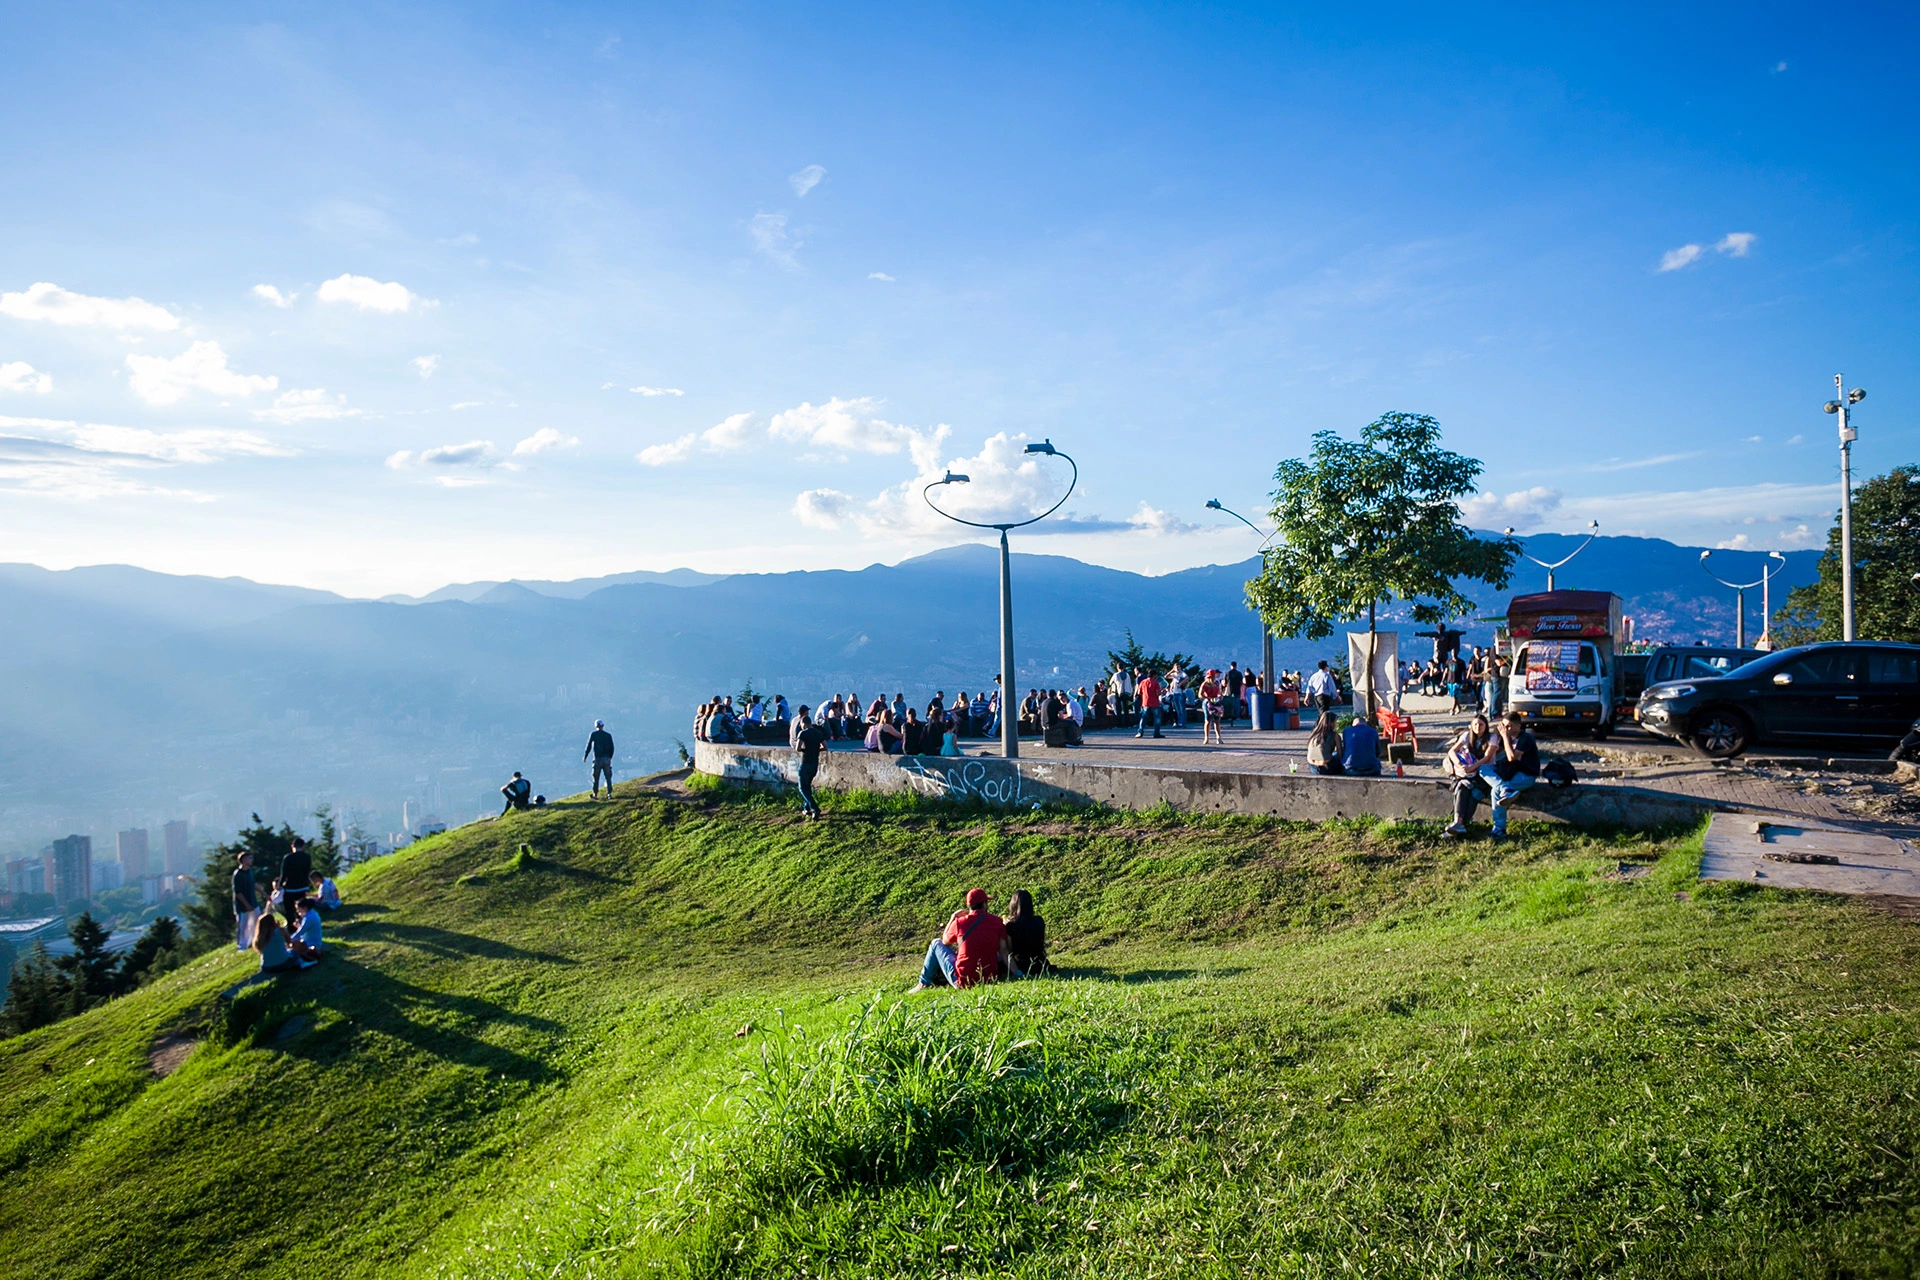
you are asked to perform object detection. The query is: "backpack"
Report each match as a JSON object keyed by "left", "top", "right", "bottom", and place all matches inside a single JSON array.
[{"left": 1542, "top": 757, "right": 1577, "bottom": 789}]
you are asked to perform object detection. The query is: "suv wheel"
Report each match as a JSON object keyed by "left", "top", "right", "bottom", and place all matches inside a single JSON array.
[{"left": 1692, "top": 708, "right": 1751, "bottom": 759}]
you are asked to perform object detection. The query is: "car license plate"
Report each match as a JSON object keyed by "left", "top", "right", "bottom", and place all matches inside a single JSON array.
[{"left": 1542, "top": 705, "right": 1566, "bottom": 717}]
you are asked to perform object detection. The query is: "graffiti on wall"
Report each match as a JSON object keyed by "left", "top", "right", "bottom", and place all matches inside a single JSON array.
[
  {"left": 897, "top": 756, "right": 1025, "bottom": 806},
  {"left": 718, "top": 751, "right": 794, "bottom": 786}
]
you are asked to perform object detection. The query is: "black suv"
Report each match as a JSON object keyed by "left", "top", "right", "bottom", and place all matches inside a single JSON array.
[{"left": 1636, "top": 641, "right": 1920, "bottom": 758}]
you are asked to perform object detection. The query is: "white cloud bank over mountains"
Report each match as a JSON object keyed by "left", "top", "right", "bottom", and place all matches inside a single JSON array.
[{"left": 0, "top": 282, "right": 181, "bottom": 331}]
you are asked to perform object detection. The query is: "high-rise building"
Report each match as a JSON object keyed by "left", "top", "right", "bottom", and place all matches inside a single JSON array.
[
  {"left": 162, "top": 820, "right": 192, "bottom": 875},
  {"left": 47, "top": 835, "right": 92, "bottom": 905},
  {"left": 117, "top": 828, "right": 150, "bottom": 880},
  {"left": 95, "top": 861, "right": 124, "bottom": 892},
  {"left": 5, "top": 857, "right": 46, "bottom": 896}
]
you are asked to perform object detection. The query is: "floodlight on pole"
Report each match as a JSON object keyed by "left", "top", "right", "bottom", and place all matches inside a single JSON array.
[
  {"left": 923, "top": 440, "right": 1078, "bottom": 759},
  {"left": 1204, "top": 498, "right": 1279, "bottom": 715},
  {"left": 1503, "top": 520, "right": 1601, "bottom": 592},
  {"left": 1824, "top": 377, "right": 1865, "bottom": 640},
  {"left": 1700, "top": 549, "right": 1787, "bottom": 650}
]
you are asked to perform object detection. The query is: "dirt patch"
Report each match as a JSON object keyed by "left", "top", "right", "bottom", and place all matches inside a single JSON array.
[
  {"left": 1861, "top": 894, "right": 1920, "bottom": 922},
  {"left": 149, "top": 1033, "right": 198, "bottom": 1078},
  {"left": 625, "top": 768, "right": 699, "bottom": 800}
]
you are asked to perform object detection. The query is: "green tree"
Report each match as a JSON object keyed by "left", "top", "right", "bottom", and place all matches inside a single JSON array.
[
  {"left": 0, "top": 943, "right": 68, "bottom": 1038},
  {"left": 1103, "top": 629, "right": 1196, "bottom": 682},
  {"left": 57, "top": 912, "right": 116, "bottom": 1016},
  {"left": 1774, "top": 465, "right": 1920, "bottom": 645},
  {"left": 114, "top": 917, "right": 185, "bottom": 995},
  {"left": 1247, "top": 413, "right": 1517, "bottom": 713},
  {"left": 182, "top": 813, "right": 298, "bottom": 954}
]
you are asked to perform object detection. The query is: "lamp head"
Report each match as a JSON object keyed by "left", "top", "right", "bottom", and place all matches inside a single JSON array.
[
  {"left": 1849, "top": 387, "right": 1866, "bottom": 404},
  {"left": 941, "top": 470, "right": 970, "bottom": 484},
  {"left": 1824, "top": 400, "right": 1842, "bottom": 414},
  {"left": 1205, "top": 499, "right": 1222, "bottom": 510},
  {"left": 1023, "top": 439, "right": 1057, "bottom": 456},
  {"left": 1699, "top": 550, "right": 1712, "bottom": 561},
  {"left": 1503, "top": 526, "right": 1516, "bottom": 537},
  {"left": 1769, "top": 550, "right": 1786, "bottom": 562},
  {"left": 1587, "top": 520, "right": 1600, "bottom": 533}
]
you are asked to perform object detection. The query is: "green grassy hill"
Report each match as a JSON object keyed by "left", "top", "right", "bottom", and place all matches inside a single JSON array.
[{"left": 3, "top": 780, "right": 1918, "bottom": 1278}]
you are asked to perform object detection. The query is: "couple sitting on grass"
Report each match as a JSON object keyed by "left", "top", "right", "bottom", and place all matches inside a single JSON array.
[
  {"left": 911, "top": 887, "right": 1050, "bottom": 990},
  {"left": 254, "top": 894, "right": 326, "bottom": 975}
]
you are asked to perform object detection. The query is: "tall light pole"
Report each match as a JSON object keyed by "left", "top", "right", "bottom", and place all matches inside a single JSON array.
[
  {"left": 1700, "top": 549, "right": 1787, "bottom": 650},
  {"left": 1205, "top": 499, "right": 1277, "bottom": 712},
  {"left": 1504, "top": 520, "right": 1601, "bottom": 592},
  {"left": 923, "top": 440, "right": 1078, "bottom": 760},
  {"left": 1824, "top": 377, "right": 1866, "bottom": 641}
]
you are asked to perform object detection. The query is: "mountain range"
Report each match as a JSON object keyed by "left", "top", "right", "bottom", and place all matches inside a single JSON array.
[{"left": 0, "top": 533, "right": 1818, "bottom": 858}]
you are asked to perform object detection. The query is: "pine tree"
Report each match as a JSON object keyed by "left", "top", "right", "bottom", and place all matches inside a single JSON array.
[
  {"left": 1, "top": 943, "right": 69, "bottom": 1037},
  {"left": 114, "top": 917, "right": 185, "bottom": 995},
  {"left": 58, "top": 912, "right": 117, "bottom": 1016},
  {"left": 182, "top": 814, "right": 297, "bottom": 955}
]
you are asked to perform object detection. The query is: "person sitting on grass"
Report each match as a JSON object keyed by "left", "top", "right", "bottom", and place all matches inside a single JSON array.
[
  {"left": 1480, "top": 710, "right": 1540, "bottom": 842},
  {"left": 1002, "top": 888, "right": 1049, "bottom": 979},
  {"left": 1305, "top": 712, "right": 1345, "bottom": 775},
  {"left": 912, "top": 888, "right": 1007, "bottom": 991},
  {"left": 307, "top": 870, "right": 342, "bottom": 910},
  {"left": 1341, "top": 713, "right": 1383, "bottom": 777},
  {"left": 1440, "top": 713, "right": 1498, "bottom": 839},
  {"left": 288, "top": 896, "right": 324, "bottom": 960},
  {"left": 253, "top": 912, "right": 308, "bottom": 974},
  {"left": 500, "top": 771, "right": 533, "bottom": 814}
]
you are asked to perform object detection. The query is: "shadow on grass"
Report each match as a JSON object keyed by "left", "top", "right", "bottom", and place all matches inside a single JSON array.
[
  {"left": 1058, "top": 966, "right": 1251, "bottom": 984},
  {"left": 270, "top": 956, "right": 562, "bottom": 1083},
  {"left": 343, "top": 921, "right": 579, "bottom": 966}
]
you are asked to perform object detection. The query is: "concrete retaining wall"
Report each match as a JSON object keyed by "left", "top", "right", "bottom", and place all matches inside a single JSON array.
[{"left": 694, "top": 742, "right": 1709, "bottom": 831}]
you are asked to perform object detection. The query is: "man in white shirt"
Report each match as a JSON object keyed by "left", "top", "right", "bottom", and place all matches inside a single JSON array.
[
  {"left": 289, "top": 897, "right": 324, "bottom": 960},
  {"left": 1305, "top": 660, "right": 1340, "bottom": 713},
  {"left": 1168, "top": 664, "right": 1189, "bottom": 727}
]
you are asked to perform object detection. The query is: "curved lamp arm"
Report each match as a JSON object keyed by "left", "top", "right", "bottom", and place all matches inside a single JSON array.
[
  {"left": 1205, "top": 498, "right": 1279, "bottom": 551},
  {"left": 923, "top": 442, "right": 1078, "bottom": 531},
  {"left": 1505, "top": 520, "right": 1600, "bottom": 572},
  {"left": 1700, "top": 548, "right": 1778, "bottom": 592}
]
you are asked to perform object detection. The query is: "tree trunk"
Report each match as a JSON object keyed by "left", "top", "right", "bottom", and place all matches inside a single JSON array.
[{"left": 1366, "top": 598, "right": 1378, "bottom": 719}]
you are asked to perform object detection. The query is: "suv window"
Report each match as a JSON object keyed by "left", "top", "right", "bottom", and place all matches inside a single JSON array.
[
  {"left": 1685, "top": 654, "right": 1743, "bottom": 678},
  {"left": 1868, "top": 650, "right": 1920, "bottom": 686},
  {"left": 1650, "top": 654, "right": 1674, "bottom": 682},
  {"left": 1777, "top": 651, "right": 1861, "bottom": 684}
]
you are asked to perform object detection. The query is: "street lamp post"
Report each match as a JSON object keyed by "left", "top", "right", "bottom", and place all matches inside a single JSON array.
[
  {"left": 1205, "top": 499, "right": 1277, "bottom": 710},
  {"left": 923, "top": 440, "right": 1078, "bottom": 760},
  {"left": 1823, "top": 376, "right": 1867, "bottom": 641},
  {"left": 1700, "top": 549, "right": 1787, "bottom": 650},
  {"left": 1504, "top": 520, "right": 1601, "bottom": 592}
]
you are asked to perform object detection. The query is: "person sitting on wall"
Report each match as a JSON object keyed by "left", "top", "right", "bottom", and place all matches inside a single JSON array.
[
  {"left": 902, "top": 706, "right": 928, "bottom": 755},
  {"left": 1480, "top": 710, "right": 1541, "bottom": 842},
  {"left": 1341, "top": 714, "right": 1384, "bottom": 777},
  {"left": 912, "top": 888, "right": 1008, "bottom": 991},
  {"left": 864, "top": 709, "right": 905, "bottom": 754},
  {"left": 1002, "top": 888, "right": 1050, "bottom": 979},
  {"left": 500, "top": 771, "right": 533, "bottom": 814},
  {"left": 1441, "top": 713, "right": 1499, "bottom": 839},
  {"left": 1305, "top": 711, "right": 1345, "bottom": 775}
]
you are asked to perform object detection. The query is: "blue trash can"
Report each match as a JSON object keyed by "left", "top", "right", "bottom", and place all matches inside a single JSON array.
[{"left": 1250, "top": 690, "right": 1275, "bottom": 730}]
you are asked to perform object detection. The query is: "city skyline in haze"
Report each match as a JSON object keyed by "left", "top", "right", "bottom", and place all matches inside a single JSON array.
[{"left": 1, "top": 3, "right": 1915, "bottom": 597}]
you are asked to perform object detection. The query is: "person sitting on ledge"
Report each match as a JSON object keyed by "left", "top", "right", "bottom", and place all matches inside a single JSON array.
[
  {"left": 864, "top": 709, "right": 905, "bottom": 754},
  {"left": 1481, "top": 709, "right": 1540, "bottom": 842},
  {"left": 1305, "top": 712, "right": 1345, "bottom": 775},
  {"left": 912, "top": 888, "right": 1007, "bottom": 991},
  {"left": 500, "top": 771, "right": 533, "bottom": 814},
  {"left": 1002, "top": 888, "right": 1050, "bottom": 979},
  {"left": 1341, "top": 714, "right": 1383, "bottom": 777},
  {"left": 253, "top": 912, "right": 309, "bottom": 974},
  {"left": 902, "top": 706, "right": 927, "bottom": 755},
  {"left": 1441, "top": 712, "right": 1498, "bottom": 839}
]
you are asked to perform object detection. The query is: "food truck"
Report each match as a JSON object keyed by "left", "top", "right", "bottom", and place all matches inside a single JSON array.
[{"left": 1503, "top": 590, "right": 1626, "bottom": 737}]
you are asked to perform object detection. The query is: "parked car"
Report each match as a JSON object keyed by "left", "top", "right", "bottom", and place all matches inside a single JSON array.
[
  {"left": 1636, "top": 641, "right": 1920, "bottom": 757},
  {"left": 1621, "top": 645, "right": 1762, "bottom": 723}
]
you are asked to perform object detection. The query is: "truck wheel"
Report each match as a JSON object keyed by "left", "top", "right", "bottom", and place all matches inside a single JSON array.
[
  {"left": 1590, "top": 722, "right": 1611, "bottom": 741},
  {"left": 1692, "top": 709, "right": 1750, "bottom": 759}
]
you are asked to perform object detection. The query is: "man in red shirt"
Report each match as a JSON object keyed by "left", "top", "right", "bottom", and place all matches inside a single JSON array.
[
  {"left": 1133, "top": 667, "right": 1166, "bottom": 739},
  {"left": 912, "top": 888, "right": 1007, "bottom": 989}
]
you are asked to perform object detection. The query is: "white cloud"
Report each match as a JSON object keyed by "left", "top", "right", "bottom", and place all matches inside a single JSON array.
[
  {"left": 0, "top": 281, "right": 181, "bottom": 331},
  {"left": 701, "top": 411, "right": 756, "bottom": 452},
  {"left": 254, "top": 388, "right": 359, "bottom": 424},
  {"left": 1583, "top": 451, "right": 1701, "bottom": 473},
  {"left": 793, "top": 487, "right": 856, "bottom": 529},
  {"left": 789, "top": 164, "right": 826, "bottom": 197},
  {"left": 1773, "top": 61, "right": 1788, "bottom": 73},
  {"left": 1123, "top": 503, "right": 1200, "bottom": 536},
  {"left": 768, "top": 397, "right": 949, "bottom": 472},
  {"left": 1462, "top": 486, "right": 1565, "bottom": 527},
  {"left": 252, "top": 284, "right": 295, "bottom": 308},
  {"left": 387, "top": 440, "right": 497, "bottom": 471},
  {"left": 0, "top": 413, "right": 294, "bottom": 500},
  {"left": 316, "top": 273, "right": 428, "bottom": 313},
  {"left": 1659, "top": 244, "right": 1704, "bottom": 272},
  {"left": 629, "top": 385, "right": 684, "bottom": 397},
  {"left": 748, "top": 213, "right": 800, "bottom": 268},
  {"left": 0, "top": 361, "right": 52, "bottom": 394},
  {"left": 125, "top": 341, "right": 277, "bottom": 406},
  {"left": 636, "top": 433, "right": 697, "bottom": 467},
  {"left": 856, "top": 432, "right": 1078, "bottom": 537},
  {"left": 1785, "top": 433, "right": 1804, "bottom": 445},
  {"left": 868, "top": 272, "right": 896, "bottom": 282},
  {"left": 411, "top": 354, "right": 440, "bottom": 379},
  {"left": 513, "top": 427, "right": 578, "bottom": 456},
  {"left": 1715, "top": 232, "right": 1757, "bottom": 257}
]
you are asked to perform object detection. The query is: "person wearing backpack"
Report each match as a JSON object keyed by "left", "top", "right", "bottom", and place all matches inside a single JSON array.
[{"left": 911, "top": 888, "right": 1008, "bottom": 990}]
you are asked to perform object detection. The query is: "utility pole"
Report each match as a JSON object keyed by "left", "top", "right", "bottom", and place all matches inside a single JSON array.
[{"left": 1825, "top": 376, "right": 1866, "bottom": 641}]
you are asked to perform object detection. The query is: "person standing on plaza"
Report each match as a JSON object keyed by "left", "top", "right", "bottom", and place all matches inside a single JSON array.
[
  {"left": 1134, "top": 667, "right": 1166, "bottom": 738},
  {"left": 1305, "top": 660, "right": 1339, "bottom": 714},
  {"left": 1199, "top": 668, "right": 1227, "bottom": 745},
  {"left": 1225, "top": 662, "right": 1244, "bottom": 719},
  {"left": 1168, "top": 662, "right": 1189, "bottom": 727},
  {"left": 584, "top": 719, "right": 616, "bottom": 799}
]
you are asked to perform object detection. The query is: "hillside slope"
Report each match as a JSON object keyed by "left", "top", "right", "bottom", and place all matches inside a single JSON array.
[{"left": 2, "top": 786, "right": 1915, "bottom": 1278}]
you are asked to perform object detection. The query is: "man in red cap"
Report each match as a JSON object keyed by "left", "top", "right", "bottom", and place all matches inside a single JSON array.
[{"left": 912, "top": 887, "right": 1007, "bottom": 990}]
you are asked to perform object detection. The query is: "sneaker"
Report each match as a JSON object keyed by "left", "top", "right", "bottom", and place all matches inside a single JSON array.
[{"left": 1490, "top": 830, "right": 1507, "bottom": 843}]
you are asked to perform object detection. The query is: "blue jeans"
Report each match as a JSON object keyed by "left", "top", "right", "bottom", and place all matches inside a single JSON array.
[
  {"left": 1478, "top": 765, "right": 1534, "bottom": 834},
  {"left": 1173, "top": 693, "right": 1187, "bottom": 726},
  {"left": 919, "top": 938, "right": 958, "bottom": 987},
  {"left": 797, "top": 764, "right": 820, "bottom": 816},
  {"left": 1136, "top": 706, "right": 1160, "bottom": 736}
]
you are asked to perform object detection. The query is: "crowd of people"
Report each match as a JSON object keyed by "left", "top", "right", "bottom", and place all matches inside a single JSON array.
[
  {"left": 232, "top": 835, "right": 341, "bottom": 975},
  {"left": 1406, "top": 647, "right": 1511, "bottom": 716}
]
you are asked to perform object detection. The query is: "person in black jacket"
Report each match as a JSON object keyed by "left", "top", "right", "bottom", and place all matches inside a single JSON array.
[
  {"left": 584, "top": 720, "right": 616, "bottom": 799},
  {"left": 277, "top": 838, "right": 311, "bottom": 929},
  {"left": 1002, "top": 888, "right": 1049, "bottom": 979}
]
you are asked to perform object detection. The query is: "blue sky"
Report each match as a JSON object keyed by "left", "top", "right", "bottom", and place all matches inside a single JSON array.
[{"left": 0, "top": 2, "right": 1914, "bottom": 596}]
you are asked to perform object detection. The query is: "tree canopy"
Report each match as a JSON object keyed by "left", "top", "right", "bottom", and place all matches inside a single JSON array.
[
  {"left": 1104, "top": 629, "right": 1195, "bottom": 681},
  {"left": 1246, "top": 412, "right": 1517, "bottom": 641},
  {"left": 1774, "top": 464, "right": 1920, "bottom": 645}
]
